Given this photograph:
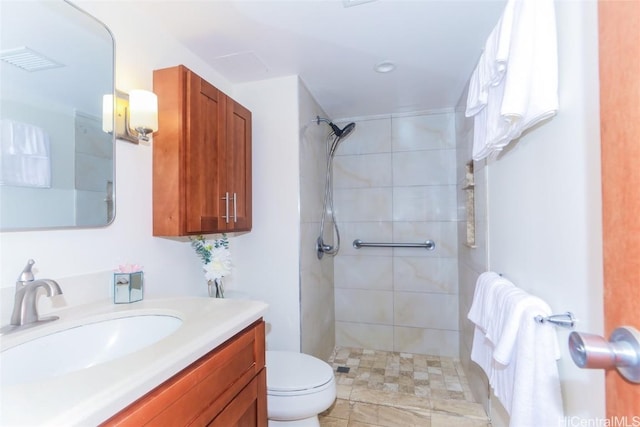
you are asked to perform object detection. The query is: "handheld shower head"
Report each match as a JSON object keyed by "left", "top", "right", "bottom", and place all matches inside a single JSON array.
[{"left": 317, "top": 116, "right": 356, "bottom": 139}]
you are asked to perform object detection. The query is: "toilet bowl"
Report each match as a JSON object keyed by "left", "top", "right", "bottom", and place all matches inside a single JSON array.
[{"left": 266, "top": 350, "right": 336, "bottom": 427}]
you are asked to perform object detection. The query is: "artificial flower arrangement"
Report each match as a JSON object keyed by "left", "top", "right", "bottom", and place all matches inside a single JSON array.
[{"left": 190, "top": 234, "right": 232, "bottom": 296}]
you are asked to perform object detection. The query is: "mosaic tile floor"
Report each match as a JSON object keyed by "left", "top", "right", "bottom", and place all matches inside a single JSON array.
[{"left": 320, "top": 347, "right": 491, "bottom": 427}]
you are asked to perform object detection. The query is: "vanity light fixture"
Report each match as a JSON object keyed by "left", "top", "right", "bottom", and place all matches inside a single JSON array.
[{"left": 102, "top": 89, "right": 158, "bottom": 144}]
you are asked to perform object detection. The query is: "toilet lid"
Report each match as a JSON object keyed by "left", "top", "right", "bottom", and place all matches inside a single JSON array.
[{"left": 266, "top": 351, "right": 334, "bottom": 392}]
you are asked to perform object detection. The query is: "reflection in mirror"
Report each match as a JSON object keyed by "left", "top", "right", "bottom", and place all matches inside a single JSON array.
[{"left": 0, "top": 0, "right": 115, "bottom": 230}]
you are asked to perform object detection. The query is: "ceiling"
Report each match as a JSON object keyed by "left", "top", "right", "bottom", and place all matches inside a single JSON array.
[{"left": 130, "top": 0, "right": 507, "bottom": 120}]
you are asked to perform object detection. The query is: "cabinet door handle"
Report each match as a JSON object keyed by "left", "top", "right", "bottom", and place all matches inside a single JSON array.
[
  {"left": 222, "top": 192, "right": 229, "bottom": 223},
  {"left": 233, "top": 192, "right": 237, "bottom": 223}
]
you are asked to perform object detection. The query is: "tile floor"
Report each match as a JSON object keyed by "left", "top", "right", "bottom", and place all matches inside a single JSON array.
[{"left": 319, "top": 347, "right": 491, "bottom": 427}]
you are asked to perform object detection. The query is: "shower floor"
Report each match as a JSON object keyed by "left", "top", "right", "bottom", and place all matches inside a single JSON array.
[{"left": 320, "top": 347, "right": 491, "bottom": 427}]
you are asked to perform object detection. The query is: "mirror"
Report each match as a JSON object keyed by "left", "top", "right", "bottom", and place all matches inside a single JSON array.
[{"left": 0, "top": 0, "right": 115, "bottom": 231}]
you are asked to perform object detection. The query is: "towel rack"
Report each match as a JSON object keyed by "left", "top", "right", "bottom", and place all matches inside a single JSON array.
[
  {"left": 534, "top": 312, "right": 576, "bottom": 329},
  {"left": 353, "top": 239, "right": 436, "bottom": 251}
]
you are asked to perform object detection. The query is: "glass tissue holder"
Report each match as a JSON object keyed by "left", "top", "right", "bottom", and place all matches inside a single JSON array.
[{"left": 113, "top": 271, "right": 143, "bottom": 304}]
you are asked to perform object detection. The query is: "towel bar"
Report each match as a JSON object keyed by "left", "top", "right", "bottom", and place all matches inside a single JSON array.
[
  {"left": 353, "top": 239, "right": 436, "bottom": 250},
  {"left": 534, "top": 311, "right": 575, "bottom": 329}
]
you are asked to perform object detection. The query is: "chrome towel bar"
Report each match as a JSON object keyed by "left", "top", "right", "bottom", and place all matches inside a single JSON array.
[
  {"left": 353, "top": 239, "right": 436, "bottom": 251},
  {"left": 534, "top": 311, "right": 576, "bottom": 329}
]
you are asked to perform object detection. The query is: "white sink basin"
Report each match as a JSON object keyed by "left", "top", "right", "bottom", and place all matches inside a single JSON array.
[{"left": 1, "top": 315, "right": 182, "bottom": 386}]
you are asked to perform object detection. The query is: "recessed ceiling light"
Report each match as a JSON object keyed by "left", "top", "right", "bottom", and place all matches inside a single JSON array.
[{"left": 374, "top": 61, "right": 396, "bottom": 73}]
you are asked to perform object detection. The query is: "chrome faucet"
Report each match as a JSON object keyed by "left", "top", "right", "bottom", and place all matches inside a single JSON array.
[{"left": 10, "top": 259, "right": 63, "bottom": 326}]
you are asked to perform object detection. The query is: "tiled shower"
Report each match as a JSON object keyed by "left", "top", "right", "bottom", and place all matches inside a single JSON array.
[{"left": 331, "top": 113, "right": 460, "bottom": 357}]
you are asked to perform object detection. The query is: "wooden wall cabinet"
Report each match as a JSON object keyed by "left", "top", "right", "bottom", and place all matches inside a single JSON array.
[
  {"left": 152, "top": 65, "right": 252, "bottom": 236},
  {"left": 102, "top": 320, "right": 266, "bottom": 427}
]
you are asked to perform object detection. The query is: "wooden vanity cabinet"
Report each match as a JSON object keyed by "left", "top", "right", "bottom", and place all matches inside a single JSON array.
[
  {"left": 152, "top": 65, "right": 252, "bottom": 236},
  {"left": 102, "top": 320, "right": 266, "bottom": 427}
]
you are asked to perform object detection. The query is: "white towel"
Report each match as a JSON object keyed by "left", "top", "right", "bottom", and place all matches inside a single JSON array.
[
  {"left": 466, "top": 0, "right": 558, "bottom": 161},
  {"left": 0, "top": 119, "right": 51, "bottom": 188},
  {"left": 468, "top": 272, "right": 515, "bottom": 380},
  {"left": 468, "top": 273, "right": 564, "bottom": 426},
  {"left": 509, "top": 303, "right": 564, "bottom": 427}
]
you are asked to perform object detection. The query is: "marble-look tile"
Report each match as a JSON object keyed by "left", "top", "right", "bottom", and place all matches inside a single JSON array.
[
  {"left": 334, "top": 221, "right": 393, "bottom": 257},
  {"left": 394, "top": 292, "right": 459, "bottom": 330},
  {"left": 334, "top": 187, "right": 393, "bottom": 222},
  {"left": 393, "top": 221, "right": 458, "bottom": 258},
  {"left": 334, "top": 153, "right": 392, "bottom": 189},
  {"left": 318, "top": 416, "right": 349, "bottom": 427},
  {"left": 335, "top": 117, "right": 392, "bottom": 156},
  {"left": 324, "top": 347, "right": 489, "bottom": 426},
  {"left": 394, "top": 327, "right": 460, "bottom": 357},
  {"left": 431, "top": 412, "right": 491, "bottom": 427},
  {"left": 392, "top": 113, "right": 455, "bottom": 152},
  {"left": 335, "top": 289, "right": 393, "bottom": 324},
  {"left": 392, "top": 185, "right": 458, "bottom": 222},
  {"left": 336, "top": 322, "right": 394, "bottom": 351},
  {"left": 392, "top": 150, "right": 457, "bottom": 186},
  {"left": 335, "top": 255, "right": 393, "bottom": 290},
  {"left": 322, "top": 399, "right": 352, "bottom": 420},
  {"left": 394, "top": 257, "right": 458, "bottom": 294}
]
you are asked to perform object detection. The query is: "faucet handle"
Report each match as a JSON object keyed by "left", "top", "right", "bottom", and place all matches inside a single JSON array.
[{"left": 17, "top": 259, "right": 35, "bottom": 283}]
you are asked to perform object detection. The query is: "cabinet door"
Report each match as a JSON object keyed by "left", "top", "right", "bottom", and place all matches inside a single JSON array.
[
  {"left": 186, "top": 73, "right": 227, "bottom": 233},
  {"left": 208, "top": 370, "right": 266, "bottom": 427},
  {"left": 225, "top": 98, "right": 252, "bottom": 232}
]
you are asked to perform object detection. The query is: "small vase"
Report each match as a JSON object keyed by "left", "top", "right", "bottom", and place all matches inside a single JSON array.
[{"left": 207, "top": 277, "right": 224, "bottom": 298}]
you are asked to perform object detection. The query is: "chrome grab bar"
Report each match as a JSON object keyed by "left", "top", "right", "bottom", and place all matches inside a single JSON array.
[{"left": 353, "top": 239, "right": 436, "bottom": 251}]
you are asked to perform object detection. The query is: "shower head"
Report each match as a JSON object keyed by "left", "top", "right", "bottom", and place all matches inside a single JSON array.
[
  {"left": 317, "top": 116, "right": 356, "bottom": 139},
  {"left": 339, "top": 122, "right": 356, "bottom": 140}
]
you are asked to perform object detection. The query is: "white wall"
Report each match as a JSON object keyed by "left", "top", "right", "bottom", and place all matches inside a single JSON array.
[
  {"left": 458, "top": 1, "right": 604, "bottom": 425},
  {"left": 0, "top": 1, "right": 241, "bottom": 322},
  {"left": 231, "top": 76, "right": 302, "bottom": 352}
]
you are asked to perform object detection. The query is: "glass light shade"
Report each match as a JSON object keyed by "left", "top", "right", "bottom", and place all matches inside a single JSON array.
[
  {"left": 129, "top": 90, "right": 158, "bottom": 132},
  {"left": 102, "top": 94, "right": 114, "bottom": 133}
]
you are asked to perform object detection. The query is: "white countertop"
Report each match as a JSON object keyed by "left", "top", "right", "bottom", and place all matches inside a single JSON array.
[{"left": 0, "top": 296, "right": 268, "bottom": 426}]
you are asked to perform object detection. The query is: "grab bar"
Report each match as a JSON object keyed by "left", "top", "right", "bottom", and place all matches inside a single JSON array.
[{"left": 353, "top": 239, "right": 436, "bottom": 251}]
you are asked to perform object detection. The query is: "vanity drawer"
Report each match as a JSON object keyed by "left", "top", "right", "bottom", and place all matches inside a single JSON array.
[{"left": 102, "top": 320, "right": 266, "bottom": 426}]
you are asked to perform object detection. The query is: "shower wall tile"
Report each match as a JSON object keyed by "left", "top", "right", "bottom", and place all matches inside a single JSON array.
[
  {"left": 336, "top": 321, "right": 394, "bottom": 351},
  {"left": 394, "top": 257, "right": 458, "bottom": 294},
  {"left": 335, "top": 289, "right": 393, "bottom": 324},
  {"left": 299, "top": 84, "right": 335, "bottom": 360},
  {"left": 332, "top": 111, "right": 460, "bottom": 357},
  {"left": 393, "top": 185, "right": 458, "bottom": 222},
  {"left": 333, "top": 153, "right": 392, "bottom": 189},
  {"left": 335, "top": 118, "right": 391, "bottom": 156},
  {"left": 392, "top": 113, "right": 456, "bottom": 151},
  {"left": 393, "top": 221, "right": 459, "bottom": 258},
  {"left": 335, "top": 255, "right": 393, "bottom": 290},
  {"left": 392, "top": 149, "right": 457, "bottom": 186},
  {"left": 337, "top": 221, "right": 393, "bottom": 257},
  {"left": 394, "top": 292, "right": 459, "bottom": 330},
  {"left": 334, "top": 187, "right": 393, "bottom": 222},
  {"left": 394, "top": 326, "right": 459, "bottom": 357}
]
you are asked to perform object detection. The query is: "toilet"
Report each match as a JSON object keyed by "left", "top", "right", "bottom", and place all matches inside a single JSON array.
[{"left": 266, "top": 350, "right": 336, "bottom": 426}]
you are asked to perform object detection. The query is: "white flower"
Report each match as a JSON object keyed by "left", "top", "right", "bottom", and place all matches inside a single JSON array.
[{"left": 203, "top": 246, "right": 232, "bottom": 280}]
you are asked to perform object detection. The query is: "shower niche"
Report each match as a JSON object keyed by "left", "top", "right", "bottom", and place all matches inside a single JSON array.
[{"left": 152, "top": 65, "right": 252, "bottom": 236}]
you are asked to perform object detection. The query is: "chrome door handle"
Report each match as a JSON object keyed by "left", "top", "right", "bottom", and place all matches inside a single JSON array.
[{"left": 568, "top": 326, "right": 640, "bottom": 383}]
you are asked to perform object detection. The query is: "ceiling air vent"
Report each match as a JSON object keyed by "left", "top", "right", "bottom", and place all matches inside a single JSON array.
[{"left": 0, "top": 47, "right": 64, "bottom": 72}]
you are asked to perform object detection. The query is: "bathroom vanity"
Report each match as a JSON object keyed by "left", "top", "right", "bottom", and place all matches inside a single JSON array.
[
  {"left": 0, "top": 297, "right": 268, "bottom": 426},
  {"left": 103, "top": 320, "right": 266, "bottom": 426}
]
